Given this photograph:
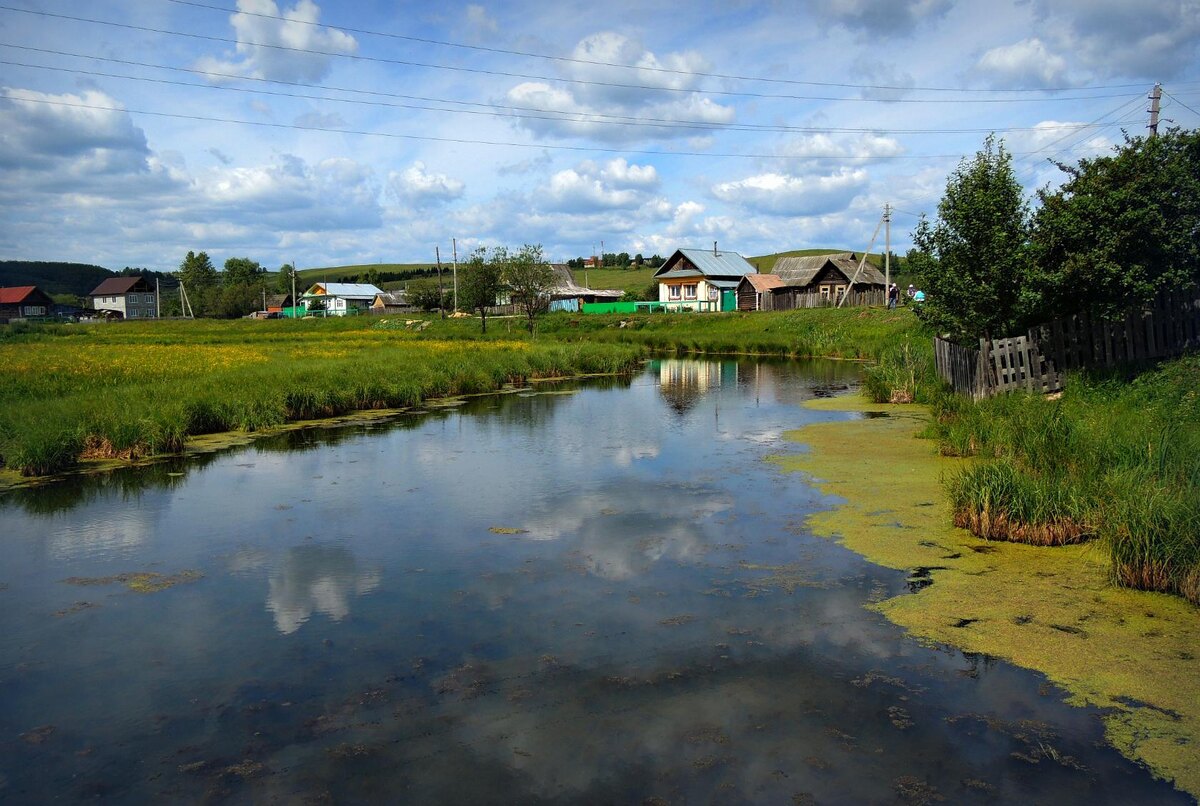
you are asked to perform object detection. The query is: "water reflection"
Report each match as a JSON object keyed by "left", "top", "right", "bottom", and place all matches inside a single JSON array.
[
  {"left": 266, "top": 545, "right": 381, "bottom": 634},
  {"left": 0, "top": 359, "right": 1187, "bottom": 804}
]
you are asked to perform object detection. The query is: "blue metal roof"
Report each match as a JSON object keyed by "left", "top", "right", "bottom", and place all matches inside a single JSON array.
[{"left": 654, "top": 248, "right": 756, "bottom": 279}]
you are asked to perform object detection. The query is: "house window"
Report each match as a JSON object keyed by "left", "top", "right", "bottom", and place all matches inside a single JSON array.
[
  {"left": 836, "top": 285, "right": 847, "bottom": 302},
  {"left": 683, "top": 284, "right": 698, "bottom": 300},
  {"left": 819, "top": 285, "right": 831, "bottom": 298},
  {"left": 668, "top": 284, "right": 682, "bottom": 300}
]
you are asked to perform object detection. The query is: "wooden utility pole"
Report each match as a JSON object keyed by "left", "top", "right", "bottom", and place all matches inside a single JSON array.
[
  {"left": 435, "top": 246, "right": 445, "bottom": 319},
  {"left": 837, "top": 213, "right": 885, "bottom": 309},
  {"left": 1149, "top": 83, "right": 1162, "bottom": 137},
  {"left": 452, "top": 238, "right": 458, "bottom": 312},
  {"left": 883, "top": 202, "right": 892, "bottom": 294},
  {"left": 291, "top": 261, "right": 296, "bottom": 318}
]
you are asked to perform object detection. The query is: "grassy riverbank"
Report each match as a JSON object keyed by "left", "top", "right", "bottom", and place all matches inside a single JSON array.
[
  {"left": 922, "top": 356, "right": 1200, "bottom": 604},
  {"left": 0, "top": 318, "right": 642, "bottom": 477},
  {"left": 776, "top": 393, "right": 1200, "bottom": 800},
  {"left": 0, "top": 309, "right": 927, "bottom": 478}
]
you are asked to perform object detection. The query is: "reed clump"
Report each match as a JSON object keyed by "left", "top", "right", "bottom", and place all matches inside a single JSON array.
[{"left": 928, "top": 354, "right": 1200, "bottom": 604}]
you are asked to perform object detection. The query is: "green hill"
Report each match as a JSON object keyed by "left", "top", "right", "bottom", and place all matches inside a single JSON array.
[{"left": 0, "top": 261, "right": 114, "bottom": 296}]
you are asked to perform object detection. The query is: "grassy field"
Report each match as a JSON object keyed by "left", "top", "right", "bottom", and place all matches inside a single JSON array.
[{"left": 0, "top": 318, "right": 642, "bottom": 477}]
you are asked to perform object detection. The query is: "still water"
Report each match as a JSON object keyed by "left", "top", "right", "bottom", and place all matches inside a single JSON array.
[{"left": 0, "top": 359, "right": 1185, "bottom": 804}]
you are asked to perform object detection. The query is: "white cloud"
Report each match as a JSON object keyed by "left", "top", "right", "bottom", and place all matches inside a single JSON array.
[
  {"left": 193, "top": 0, "right": 357, "bottom": 83},
  {"left": 293, "top": 111, "right": 347, "bottom": 128},
  {"left": 974, "top": 38, "right": 1071, "bottom": 89},
  {"left": 539, "top": 158, "right": 658, "bottom": 213},
  {"left": 504, "top": 32, "right": 735, "bottom": 143},
  {"left": 0, "top": 88, "right": 149, "bottom": 172},
  {"left": 388, "top": 161, "right": 466, "bottom": 207},
  {"left": 712, "top": 168, "right": 869, "bottom": 216},
  {"left": 1030, "top": 0, "right": 1200, "bottom": 79}
]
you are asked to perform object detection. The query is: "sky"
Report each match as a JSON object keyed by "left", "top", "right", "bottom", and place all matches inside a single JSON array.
[{"left": 1, "top": 0, "right": 1198, "bottom": 272}]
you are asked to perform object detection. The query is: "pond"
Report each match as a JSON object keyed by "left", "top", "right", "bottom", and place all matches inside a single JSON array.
[{"left": 0, "top": 358, "right": 1186, "bottom": 804}]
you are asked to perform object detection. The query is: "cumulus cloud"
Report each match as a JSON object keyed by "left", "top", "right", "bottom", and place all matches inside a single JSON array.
[
  {"left": 973, "top": 38, "right": 1071, "bottom": 89},
  {"left": 774, "top": 133, "right": 906, "bottom": 172},
  {"left": 0, "top": 88, "right": 149, "bottom": 172},
  {"left": 505, "top": 32, "right": 735, "bottom": 143},
  {"left": 388, "top": 161, "right": 465, "bottom": 207},
  {"left": 193, "top": 0, "right": 357, "bottom": 83},
  {"left": 539, "top": 158, "right": 659, "bottom": 213},
  {"left": 712, "top": 168, "right": 869, "bottom": 216},
  {"left": 201, "top": 154, "right": 382, "bottom": 229},
  {"left": 1030, "top": 0, "right": 1200, "bottom": 79},
  {"left": 811, "top": 0, "right": 952, "bottom": 36}
]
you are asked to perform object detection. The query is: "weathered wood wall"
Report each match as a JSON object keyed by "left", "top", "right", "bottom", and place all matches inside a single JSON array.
[
  {"left": 935, "top": 291, "right": 1200, "bottom": 398},
  {"left": 769, "top": 288, "right": 885, "bottom": 310}
]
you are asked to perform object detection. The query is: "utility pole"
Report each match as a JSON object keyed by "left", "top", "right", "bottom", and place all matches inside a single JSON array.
[
  {"left": 291, "top": 261, "right": 296, "bottom": 318},
  {"left": 435, "top": 246, "right": 445, "bottom": 319},
  {"left": 452, "top": 238, "right": 458, "bottom": 313},
  {"left": 155, "top": 277, "right": 160, "bottom": 319},
  {"left": 883, "top": 202, "right": 892, "bottom": 298},
  {"left": 1148, "top": 83, "right": 1162, "bottom": 137}
]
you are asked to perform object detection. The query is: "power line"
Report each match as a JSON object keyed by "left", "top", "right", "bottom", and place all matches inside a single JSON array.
[
  {"left": 4, "top": 94, "right": 1125, "bottom": 163},
  {"left": 0, "top": 5, "right": 1156, "bottom": 105},
  {"left": 0, "top": 52, "right": 1144, "bottom": 139},
  {"left": 1163, "top": 90, "right": 1200, "bottom": 120},
  {"left": 162, "top": 0, "right": 1160, "bottom": 96}
]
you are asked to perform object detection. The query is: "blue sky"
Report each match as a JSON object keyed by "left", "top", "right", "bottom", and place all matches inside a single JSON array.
[{"left": 1, "top": 0, "right": 1197, "bottom": 271}]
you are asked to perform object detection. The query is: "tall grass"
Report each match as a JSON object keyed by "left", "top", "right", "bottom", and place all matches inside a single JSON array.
[
  {"left": 926, "top": 355, "right": 1200, "bottom": 603},
  {"left": 0, "top": 320, "right": 645, "bottom": 476}
]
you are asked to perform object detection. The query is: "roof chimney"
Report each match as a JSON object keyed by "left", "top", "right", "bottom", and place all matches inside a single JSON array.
[{"left": 713, "top": 241, "right": 718, "bottom": 256}]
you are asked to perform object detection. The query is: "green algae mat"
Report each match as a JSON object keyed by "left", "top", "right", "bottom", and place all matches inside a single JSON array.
[{"left": 773, "top": 393, "right": 1200, "bottom": 800}]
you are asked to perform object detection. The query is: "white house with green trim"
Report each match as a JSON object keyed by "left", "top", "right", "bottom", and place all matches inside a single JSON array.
[{"left": 653, "top": 248, "right": 757, "bottom": 312}]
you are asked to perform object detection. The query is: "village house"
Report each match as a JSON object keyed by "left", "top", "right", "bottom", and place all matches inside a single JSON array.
[
  {"left": 0, "top": 285, "right": 55, "bottom": 321},
  {"left": 265, "top": 293, "right": 293, "bottom": 313},
  {"left": 301, "top": 282, "right": 383, "bottom": 316},
  {"left": 653, "top": 247, "right": 757, "bottom": 312},
  {"left": 88, "top": 276, "right": 158, "bottom": 319},
  {"left": 763, "top": 253, "right": 887, "bottom": 309},
  {"left": 547, "top": 264, "right": 623, "bottom": 313},
  {"left": 370, "top": 290, "right": 412, "bottom": 314}
]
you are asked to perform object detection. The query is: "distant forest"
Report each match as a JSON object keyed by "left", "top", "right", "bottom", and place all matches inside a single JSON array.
[{"left": 0, "top": 261, "right": 177, "bottom": 299}]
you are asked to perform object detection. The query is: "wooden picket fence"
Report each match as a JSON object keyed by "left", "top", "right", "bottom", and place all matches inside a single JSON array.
[{"left": 935, "top": 291, "right": 1200, "bottom": 399}]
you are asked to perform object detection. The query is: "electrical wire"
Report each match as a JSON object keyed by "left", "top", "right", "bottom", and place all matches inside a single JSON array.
[
  {"left": 0, "top": 5, "right": 1158, "bottom": 105},
  {"left": 3, "top": 94, "right": 1099, "bottom": 163},
  {"left": 162, "top": 0, "right": 1161, "bottom": 95},
  {"left": 0, "top": 52, "right": 1142, "bottom": 138}
]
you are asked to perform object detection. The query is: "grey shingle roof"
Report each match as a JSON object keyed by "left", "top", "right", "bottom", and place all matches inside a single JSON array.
[{"left": 773, "top": 253, "right": 885, "bottom": 287}]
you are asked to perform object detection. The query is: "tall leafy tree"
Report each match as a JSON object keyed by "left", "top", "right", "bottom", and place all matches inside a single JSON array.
[
  {"left": 458, "top": 247, "right": 504, "bottom": 333},
  {"left": 908, "top": 135, "right": 1032, "bottom": 343},
  {"left": 177, "top": 250, "right": 217, "bottom": 290},
  {"left": 1029, "top": 127, "right": 1200, "bottom": 320},
  {"left": 222, "top": 257, "right": 264, "bottom": 287},
  {"left": 504, "top": 244, "right": 556, "bottom": 333}
]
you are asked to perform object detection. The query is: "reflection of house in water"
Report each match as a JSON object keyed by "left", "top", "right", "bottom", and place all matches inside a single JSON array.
[{"left": 656, "top": 359, "right": 739, "bottom": 415}]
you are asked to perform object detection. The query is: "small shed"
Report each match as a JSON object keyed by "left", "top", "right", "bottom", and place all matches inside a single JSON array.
[
  {"left": 265, "top": 293, "right": 293, "bottom": 313},
  {"left": 771, "top": 253, "right": 886, "bottom": 309},
  {"left": 0, "top": 285, "right": 55, "bottom": 320},
  {"left": 548, "top": 264, "right": 623, "bottom": 312},
  {"left": 371, "top": 290, "right": 412, "bottom": 313},
  {"left": 736, "top": 274, "right": 784, "bottom": 311}
]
